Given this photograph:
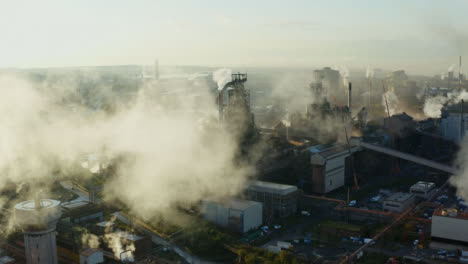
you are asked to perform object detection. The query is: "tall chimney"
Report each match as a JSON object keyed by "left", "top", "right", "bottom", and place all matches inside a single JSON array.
[
  {"left": 461, "top": 99, "right": 464, "bottom": 140},
  {"left": 348, "top": 82, "right": 352, "bottom": 112},
  {"left": 460, "top": 56, "right": 463, "bottom": 89}
]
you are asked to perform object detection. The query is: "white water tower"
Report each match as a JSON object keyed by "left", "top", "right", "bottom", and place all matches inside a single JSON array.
[{"left": 15, "top": 199, "right": 61, "bottom": 264}]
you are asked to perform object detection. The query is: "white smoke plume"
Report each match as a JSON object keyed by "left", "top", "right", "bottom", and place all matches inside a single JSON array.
[
  {"left": 333, "top": 65, "right": 350, "bottom": 86},
  {"left": 382, "top": 91, "right": 401, "bottom": 116},
  {"left": 82, "top": 233, "right": 100, "bottom": 249},
  {"left": 104, "top": 231, "right": 135, "bottom": 261},
  {"left": 448, "top": 64, "right": 456, "bottom": 72},
  {"left": 423, "top": 90, "right": 468, "bottom": 118},
  {"left": 0, "top": 70, "right": 252, "bottom": 227},
  {"left": 366, "top": 66, "right": 374, "bottom": 79},
  {"left": 213, "top": 68, "right": 232, "bottom": 91}
]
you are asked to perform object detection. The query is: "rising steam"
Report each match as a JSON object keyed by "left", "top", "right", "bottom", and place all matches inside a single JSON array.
[
  {"left": 382, "top": 90, "right": 401, "bottom": 116},
  {"left": 0, "top": 71, "right": 252, "bottom": 228},
  {"left": 213, "top": 68, "right": 232, "bottom": 90},
  {"left": 423, "top": 90, "right": 468, "bottom": 118}
]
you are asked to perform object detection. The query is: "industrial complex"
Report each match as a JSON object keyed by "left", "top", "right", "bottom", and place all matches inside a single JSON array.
[{"left": 2, "top": 3, "right": 468, "bottom": 263}]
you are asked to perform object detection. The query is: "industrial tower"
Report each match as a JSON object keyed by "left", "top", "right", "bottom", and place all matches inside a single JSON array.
[
  {"left": 217, "top": 73, "right": 257, "bottom": 146},
  {"left": 15, "top": 199, "right": 62, "bottom": 264}
]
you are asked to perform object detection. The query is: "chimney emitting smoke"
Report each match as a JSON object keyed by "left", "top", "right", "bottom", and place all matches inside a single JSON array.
[{"left": 348, "top": 82, "right": 352, "bottom": 112}]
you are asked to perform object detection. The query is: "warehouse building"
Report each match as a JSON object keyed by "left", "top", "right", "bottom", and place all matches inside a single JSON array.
[
  {"left": 309, "top": 144, "right": 359, "bottom": 193},
  {"left": 201, "top": 198, "right": 263, "bottom": 233},
  {"left": 80, "top": 248, "right": 104, "bottom": 264},
  {"left": 246, "top": 181, "right": 297, "bottom": 222},
  {"left": 383, "top": 192, "right": 415, "bottom": 212},
  {"left": 431, "top": 208, "right": 468, "bottom": 247},
  {"left": 410, "top": 181, "right": 436, "bottom": 199}
]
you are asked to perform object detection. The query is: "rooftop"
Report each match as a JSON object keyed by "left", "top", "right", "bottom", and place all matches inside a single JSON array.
[
  {"left": 80, "top": 248, "right": 103, "bottom": 257},
  {"left": 247, "top": 181, "right": 297, "bottom": 195},
  {"left": 410, "top": 181, "right": 436, "bottom": 191},
  {"left": 385, "top": 192, "right": 414, "bottom": 203},
  {"left": 114, "top": 231, "right": 144, "bottom": 241},
  {"left": 203, "top": 198, "right": 261, "bottom": 211},
  {"left": 434, "top": 208, "right": 468, "bottom": 220},
  {"left": 96, "top": 221, "right": 114, "bottom": 228},
  {"left": 308, "top": 144, "right": 357, "bottom": 158}
]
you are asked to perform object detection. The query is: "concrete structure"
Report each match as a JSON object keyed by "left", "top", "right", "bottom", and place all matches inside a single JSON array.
[
  {"left": 80, "top": 248, "right": 104, "bottom": 264},
  {"left": 15, "top": 199, "right": 62, "bottom": 264},
  {"left": 431, "top": 208, "right": 468, "bottom": 244},
  {"left": 313, "top": 67, "right": 340, "bottom": 94},
  {"left": 383, "top": 192, "right": 415, "bottom": 212},
  {"left": 309, "top": 144, "right": 359, "bottom": 193},
  {"left": 439, "top": 113, "right": 468, "bottom": 143},
  {"left": 410, "top": 181, "right": 436, "bottom": 199},
  {"left": 201, "top": 198, "right": 262, "bottom": 233},
  {"left": 247, "top": 181, "right": 297, "bottom": 222},
  {"left": 62, "top": 203, "right": 104, "bottom": 224}
]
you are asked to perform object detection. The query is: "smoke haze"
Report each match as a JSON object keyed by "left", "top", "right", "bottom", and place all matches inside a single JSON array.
[{"left": 0, "top": 71, "right": 253, "bottom": 229}]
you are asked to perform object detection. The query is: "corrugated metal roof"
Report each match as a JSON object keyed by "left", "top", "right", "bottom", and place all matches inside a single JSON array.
[{"left": 247, "top": 181, "right": 297, "bottom": 195}]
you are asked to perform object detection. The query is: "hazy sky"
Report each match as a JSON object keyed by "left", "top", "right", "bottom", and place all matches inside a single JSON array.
[{"left": 1, "top": 0, "right": 468, "bottom": 74}]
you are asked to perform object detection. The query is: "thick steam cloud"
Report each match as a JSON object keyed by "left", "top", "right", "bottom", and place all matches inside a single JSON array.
[
  {"left": 423, "top": 90, "right": 468, "bottom": 118},
  {"left": 0, "top": 72, "right": 252, "bottom": 224}
]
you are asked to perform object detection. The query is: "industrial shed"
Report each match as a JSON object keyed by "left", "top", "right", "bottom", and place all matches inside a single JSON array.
[{"left": 201, "top": 198, "right": 262, "bottom": 233}]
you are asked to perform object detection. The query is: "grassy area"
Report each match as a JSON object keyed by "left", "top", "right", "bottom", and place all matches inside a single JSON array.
[{"left": 237, "top": 245, "right": 307, "bottom": 264}]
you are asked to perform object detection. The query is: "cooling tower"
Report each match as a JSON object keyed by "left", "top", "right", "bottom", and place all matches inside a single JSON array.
[{"left": 15, "top": 199, "right": 61, "bottom": 264}]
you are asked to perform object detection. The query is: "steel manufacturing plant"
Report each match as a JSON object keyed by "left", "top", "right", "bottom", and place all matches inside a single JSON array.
[{"left": 3, "top": 1, "right": 468, "bottom": 264}]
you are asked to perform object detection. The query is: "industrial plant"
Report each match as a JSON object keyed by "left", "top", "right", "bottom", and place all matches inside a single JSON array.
[{"left": 2, "top": 1, "right": 468, "bottom": 264}]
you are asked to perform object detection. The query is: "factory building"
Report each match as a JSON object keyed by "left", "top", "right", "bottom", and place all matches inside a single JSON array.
[
  {"left": 80, "top": 248, "right": 104, "bottom": 264},
  {"left": 431, "top": 208, "right": 468, "bottom": 247},
  {"left": 439, "top": 112, "right": 468, "bottom": 143},
  {"left": 313, "top": 67, "right": 340, "bottom": 94},
  {"left": 383, "top": 192, "right": 415, "bottom": 212},
  {"left": 409, "top": 181, "right": 436, "bottom": 199},
  {"left": 382, "top": 112, "right": 415, "bottom": 136},
  {"left": 15, "top": 199, "right": 62, "bottom": 264},
  {"left": 246, "top": 181, "right": 298, "bottom": 222},
  {"left": 201, "top": 198, "right": 263, "bottom": 233},
  {"left": 309, "top": 144, "right": 359, "bottom": 194}
]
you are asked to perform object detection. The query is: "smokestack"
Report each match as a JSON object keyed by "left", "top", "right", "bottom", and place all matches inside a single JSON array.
[
  {"left": 460, "top": 56, "right": 462, "bottom": 89},
  {"left": 461, "top": 99, "right": 464, "bottom": 139},
  {"left": 348, "top": 82, "right": 352, "bottom": 112},
  {"left": 154, "top": 59, "right": 159, "bottom": 80}
]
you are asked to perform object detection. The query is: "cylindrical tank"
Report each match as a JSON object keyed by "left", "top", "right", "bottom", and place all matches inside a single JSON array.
[{"left": 15, "top": 199, "right": 61, "bottom": 264}]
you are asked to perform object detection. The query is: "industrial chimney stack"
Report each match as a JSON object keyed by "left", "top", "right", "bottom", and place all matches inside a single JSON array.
[
  {"left": 348, "top": 82, "right": 352, "bottom": 112},
  {"left": 460, "top": 56, "right": 462, "bottom": 89}
]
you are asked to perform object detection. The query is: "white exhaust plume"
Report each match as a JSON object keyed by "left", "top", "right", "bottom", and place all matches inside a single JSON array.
[
  {"left": 448, "top": 64, "right": 456, "bottom": 72},
  {"left": 366, "top": 66, "right": 374, "bottom": 79},
  {"left": 0, "top": 71, "right": 253, "bottom": 228},
  {"left": 333, "top": 65, "right": 350, "bottom": 86},
  {"left": 423, "top": 90, "right": 468, "bottom": 118},
  {"left": 381, "top": 91, "right": 401, "bottom": 116},
  {"left": 213, "top": 68, "right": 232, "bottom": 91}
]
